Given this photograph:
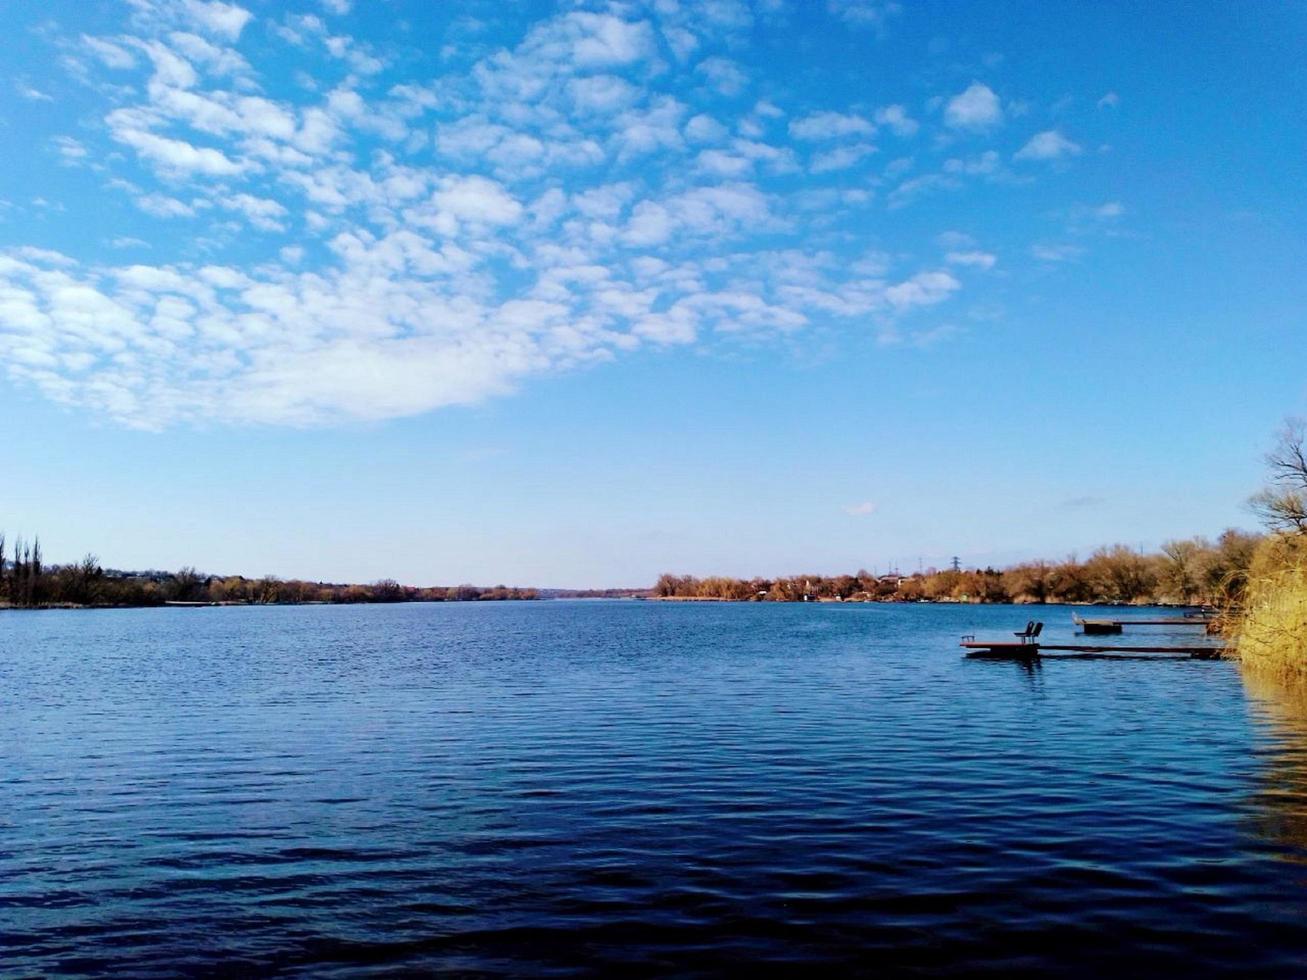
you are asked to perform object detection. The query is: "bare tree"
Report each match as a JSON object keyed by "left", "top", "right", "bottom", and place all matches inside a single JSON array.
[
  {"left": 170, "top": 566, "right": 204, "bottom": 602},
  {"left": 1160, "top": 537, "right": 1207, "bottom": 603},
  {"left": 76, "top": 554, "right": 103, "bottom": 605},
  {"left": 1250, "top": 418, "right": 1307, "bottom": 534},
  {"left": 372, "top": 579, "right": 403, "bottom": 602}
]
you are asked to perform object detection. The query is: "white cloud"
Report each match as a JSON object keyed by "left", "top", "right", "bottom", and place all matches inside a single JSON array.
[
  {"left": 12, "top": 247, "right": 77, "bottom": 267},
  {"left": 685, "top": 113, "right": 729, "bottom": 143},
  {"left": 632, "top": 308, "right": 697, "bottom": 344},
  {"left": 53, "top": 136, "right": 88, "bottom": 162},
  {"left": 219, "top": 193, "right": 288, "bottom": 231},
  {"left": 552, "top": 12, "right": 656, "bottom": 68},
  {"left": 874, "top": 104, "right": 918, "bottom": 136},
  {"left": 138, "top": 39, "right": 200, "bottom": 88},
  {"left": 695, "top": 149, "right": 752, "bottom": 178},
  {"left": 167, "top": 31, "right": 250, "bottom": 76},
  {"left": 110, "top": 123, "right": 249, "bottom": 177},
  {"left": 324, "top": 34, "right": 385, "bottom": 74},
  {"left": 810, "top": 143, "right": 876, "bottom": 173},
  {"left": 1, "top": 235, "right": 966, "bottom": 427},
  {"left": 1098, "top": 91, "right": 1119, "bottom": 109},
  {"left": 612, "top": 97, "right": 687, "bottom": 160},
  {"left": 623, "top": 201, "right": 675, "bottom": 246},
  {"left": 944, "top": 82, "right": 1002, "bottom": 131},
  {"left": 671, "top": 184, "right": 774, "bottom": 236},
  {"left": 135, "top": 193, "right": 198, "bottom": 218},
  {"left": 0, "top": 1, "right": 993, "bottom": 431},
  {"left": 828, "top": 0, "right": 900, "bottom": 28},
  {"left": 946, "top": 250, "right": 996, "bottom": 268},
  {"left": 272, "top": 13, "right": 326, "bottom": 47},
  {"left": 887, "top": 173, "right": 959, "bottom": 209},
  {"left": 943, "top": 150, "right": 1000, "bottom": 175},
  {"left": 1014, "top": 130, "right": 1081, "bottom": 161},
  {"left": 661, "top": 25, "right": 699, "bottom": 62},
  {"left": 884, "top": 270, "right": 960, "bottom": 310},
  {"left": 182, "top": 1, "right": 253, "bottom": 42},
  {"left": 82, "top": 35, "right": 138, "bottom": 69},
  {"left": 696, "top": 57, "right": 748, "bottom": 96},
  {"left": 1096, "top": 201, "right": 1125, "bottom": 219},
  {"left": 430, "top": 175, "right": 523, "bottom": 227},
  {"left": 569, "top": 74, "right": 640, "bottom": 114},
  {"left": 1031, "top": 243, "right": 1084, "bottom": 262},
  {"left": 18, "top": 82, "right": 54, "bottom": 102},
  {"left": 789, "top": 111, "right": 874, "bottom": 141},
  {"left": 843, "top": 500, "right": 877, "bottom": 516}
]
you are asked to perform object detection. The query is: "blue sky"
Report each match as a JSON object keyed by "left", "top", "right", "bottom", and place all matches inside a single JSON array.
[{"left": 1, "top": 0, "right": 1304, "bottom": 586}]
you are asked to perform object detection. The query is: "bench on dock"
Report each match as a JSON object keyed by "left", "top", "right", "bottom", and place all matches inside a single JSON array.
[
  {"left": 957, "top": 622, "right": 1044, "bottom": 659},
  {"left": 1013, "top": 620, "right": 1044, "bottom": 644}
]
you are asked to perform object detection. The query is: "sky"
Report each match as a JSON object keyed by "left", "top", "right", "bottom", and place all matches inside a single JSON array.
[{"left": 0, "top": 0, "right": 1305, "bottom": 587}]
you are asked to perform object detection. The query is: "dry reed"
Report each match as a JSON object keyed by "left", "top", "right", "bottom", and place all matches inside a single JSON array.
[{"left": 1230, "top": 534, "right": 1307, "bottom": 677}]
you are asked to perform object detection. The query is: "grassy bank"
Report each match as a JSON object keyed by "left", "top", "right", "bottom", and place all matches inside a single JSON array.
[{"left": 1229, "top": 534, "right": 1307, "bottom": 676}]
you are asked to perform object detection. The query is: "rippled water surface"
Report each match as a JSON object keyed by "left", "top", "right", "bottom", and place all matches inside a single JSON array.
[{"left": 4, "top": 601, "right": 1307, "bottom": 976}]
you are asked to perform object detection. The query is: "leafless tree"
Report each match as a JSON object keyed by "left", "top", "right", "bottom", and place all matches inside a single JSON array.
[{"left": 1251, "top": 418, "right": 1307, "bottom": 534}]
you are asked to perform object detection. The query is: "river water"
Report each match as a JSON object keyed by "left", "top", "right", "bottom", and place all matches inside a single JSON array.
[{"left": 2, "top": 601, "right": 1305, "bottom": 976}]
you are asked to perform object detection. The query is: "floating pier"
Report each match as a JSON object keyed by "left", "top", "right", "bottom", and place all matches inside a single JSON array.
[
  {"left": 1072, "top": 612, "right": 1217, "bottom": 636},
  {"left": 961, "top": 640, "right": 1225, "bottom": 661},
  {"left": 1110, "top": 617, "right": 1214, "bottom": 626}
]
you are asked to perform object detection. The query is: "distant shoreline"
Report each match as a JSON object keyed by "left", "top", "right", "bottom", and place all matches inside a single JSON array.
[
  {"left": 644, "top": 595, "right": 1203, "bottom": 607},
  {"left": 0, "top": 597, "right": 1212, "bottom": 615},
  {"left": 0, "top": 528, "right": 1257, "bottom": 611}
]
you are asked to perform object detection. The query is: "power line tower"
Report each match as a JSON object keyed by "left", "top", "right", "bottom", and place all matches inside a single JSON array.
[{"left": 951, "top": 556, "right": 961, "bottom": 572}]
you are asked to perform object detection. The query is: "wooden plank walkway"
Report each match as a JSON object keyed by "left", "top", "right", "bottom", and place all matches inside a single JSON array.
[
  {"left": 1100, "top": 618, "right": 1213, "bottom": 626},
  {"left": 961, "top": 641, "right": 1225, "bottom": 660},
  {"left": 1073, "top": 614, "right": 1216, "bottom": 636}
]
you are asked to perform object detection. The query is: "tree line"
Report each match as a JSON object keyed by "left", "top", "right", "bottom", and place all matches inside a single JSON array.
[
  {"left": 653, "top": 530, "right": 1261, "bottom": 605},
  {"left": 0, "top": 538, "right": 538, "bottom": 609},
  {"left": 0, "top": 529, "right": 1264, "bottom": 610}
]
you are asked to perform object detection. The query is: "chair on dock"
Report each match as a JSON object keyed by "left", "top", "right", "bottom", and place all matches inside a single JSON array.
[{"left": 1013, "top": 621, "right": 1043, "bottom": 645}]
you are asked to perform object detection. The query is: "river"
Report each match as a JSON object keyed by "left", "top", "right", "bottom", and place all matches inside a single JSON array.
[{"left": 2, "top": 601, "right": 1304, "bottom": 975}]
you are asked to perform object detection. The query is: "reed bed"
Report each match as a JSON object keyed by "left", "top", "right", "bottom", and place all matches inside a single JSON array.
[{"left": 1230, "top": 535, "right": 1307, "bottom": 677}]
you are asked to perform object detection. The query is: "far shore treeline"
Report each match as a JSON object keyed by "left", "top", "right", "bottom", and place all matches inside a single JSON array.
[
  {"left": 0, "top": 528, "right": 1260, "bottom": 610},
  {"left": 0, "top": 534, "right": 540, "bottom": 609},
  {"left": 654, "top": 532, "right": 1260, "bottom": 606}
]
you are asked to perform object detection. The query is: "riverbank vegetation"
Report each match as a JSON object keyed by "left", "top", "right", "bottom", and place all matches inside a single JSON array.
[
  {"left": 1229, "top": 420, "right": 1307, "bottom": 676},
  {"left": 0, "top": 528, "right": 1267, "bottom": 612},
  {"left": 0, "top": 537, "right": 538, "bottom": 609},
  {"left": 654, "top": 531, "right": 1259, "bottom": 606}
]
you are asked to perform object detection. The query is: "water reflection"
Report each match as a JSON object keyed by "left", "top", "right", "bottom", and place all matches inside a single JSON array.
[
  {"left": 1241, "top": 667, "right": 1307, "bottom": 862},
  {"left": 1012, "top": 653, "right": 1045, "bottom": 687}
]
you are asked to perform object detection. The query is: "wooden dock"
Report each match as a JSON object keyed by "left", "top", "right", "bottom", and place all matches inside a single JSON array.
[
  {"left": 1073, "top": 613, "right": 1216, "bottom": 636},
  {"left": 1096, "top": 617, "right": 1213, "bottom": 626},
  {"left": 961, "top": 640, "right": 1225, "bottom": 661}
]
